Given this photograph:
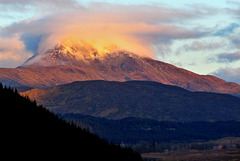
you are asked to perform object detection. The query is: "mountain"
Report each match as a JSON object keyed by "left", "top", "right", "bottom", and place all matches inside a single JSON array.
[
  {"left": 0, "top": 84, "right": 142, "bottom": 161},
  {"left": 22, "top": 80, "right": 240, "bottom": 122},
  {"left": 0, "top": 39, "right": 239, "bottom": 96},
  {"left": 60, "top": 113, "right": 240, "bottom": 144}
]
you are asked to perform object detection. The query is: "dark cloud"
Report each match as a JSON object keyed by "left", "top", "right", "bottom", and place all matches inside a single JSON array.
[
  {"left": 20, "top": 33, "right": 43, "bottom": 53},
  {"left": 212, "top": 67, "right": 240, "bottom": 84}
]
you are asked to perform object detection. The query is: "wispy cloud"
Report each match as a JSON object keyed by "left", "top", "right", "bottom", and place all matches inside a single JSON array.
[
  {"left": 229, "top": 36, "right": 240, "bottom": 49},
  {"left": 226, "top": 0, "right": 240, "bottom": 15},
  {"left": 214, "top": 23, "right": 240, "bottom": 36},
  {"left": 0, "top": 0, "right": 82, "bottom": 13},
  {"left": 183, "top": 40, "right": 227, "bottom": 52},
  {"left": 216, "top": 51, "right": 240, "bottom": 63}
]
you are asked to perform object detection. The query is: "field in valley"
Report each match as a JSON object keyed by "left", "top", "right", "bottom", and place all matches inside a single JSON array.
[{"left": 142, "top": 149, "right": 240, "bottom": 161}]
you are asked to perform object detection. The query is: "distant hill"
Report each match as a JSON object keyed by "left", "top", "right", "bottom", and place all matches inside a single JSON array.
[
  {"left": 0, "top": 84, "right": 142, "bottom": 161},
  {"left": 0, "top": 39, "right": 240, "bottom": 96},
  {"left": 22, "top": 80, "right": 240, "bottom": 122},
  {"left": 60, "top": 113, "right": 240, "bottom": 144}
]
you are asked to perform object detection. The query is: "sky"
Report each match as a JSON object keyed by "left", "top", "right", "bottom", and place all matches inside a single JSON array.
[{"left": 0, "top": 0, "right": 240, "bottom": 84}]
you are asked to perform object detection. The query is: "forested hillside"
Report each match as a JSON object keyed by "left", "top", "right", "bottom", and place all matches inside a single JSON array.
[
  {"left": 61, "top": 113, "right": 240, "bottom": 144},
  {"left": 23, "top": 80, "right": 240, "bottom": 122},
  {"left": 0, "top": 83, "right": 142, "bottom": 161}
]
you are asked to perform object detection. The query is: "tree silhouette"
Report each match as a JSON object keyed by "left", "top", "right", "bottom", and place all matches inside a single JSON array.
[{"left": 0, "top": 83, "right": 142, "bottom": 161}]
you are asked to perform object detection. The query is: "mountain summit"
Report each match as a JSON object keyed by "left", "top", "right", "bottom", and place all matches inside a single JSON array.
[
  {"left": 0, "top": 39, "right": 240, "bottom": 96},
  {"left": 21, "top": 39, "right": 137, "bottom": 68}
]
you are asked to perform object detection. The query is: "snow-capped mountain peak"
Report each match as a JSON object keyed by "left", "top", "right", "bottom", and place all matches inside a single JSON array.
[{"left": 20, "top": 39, "right": 139, "bottom": 68}]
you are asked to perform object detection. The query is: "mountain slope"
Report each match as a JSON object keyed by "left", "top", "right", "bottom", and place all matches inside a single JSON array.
[
  {"left": 22, "top": 80, "right": 240, "bottom": 122},
  {"left": 1, "top": 84, "right": 142, "bottom": 161},
  {"left": 0, "top": 40, "right": 239, "bottom": 96}
]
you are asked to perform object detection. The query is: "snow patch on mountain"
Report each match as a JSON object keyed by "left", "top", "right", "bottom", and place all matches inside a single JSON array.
[{"left": 20, "top": 39, "right": 142, "bottom": 68}]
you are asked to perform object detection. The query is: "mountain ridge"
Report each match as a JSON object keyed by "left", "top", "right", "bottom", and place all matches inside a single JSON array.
[{"left": 0, "top": 40, "right": 240, "bottom": 96}]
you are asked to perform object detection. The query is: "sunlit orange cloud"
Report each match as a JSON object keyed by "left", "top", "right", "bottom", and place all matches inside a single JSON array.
[
  {"left": 3, "top": 3, "right": 206, "bottom": 60},
  {"left": 34, "top": 7, "right": 204, "bottom": 58},
  {"left": 37, "top": 21, "right": 156, "bottom": 57},
  {"left": 33, "top": 5, "right": 197, "bottom": 58},
  {"left": 0, "top": 37, "right": 32, "bottom": 67},
  {"left": 0, "top": 37, "right": 23, "bottom": 50}
]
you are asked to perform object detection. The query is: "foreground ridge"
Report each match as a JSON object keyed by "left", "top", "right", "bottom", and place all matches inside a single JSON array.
[{"left": 1, "top": 83, "right": 142, "bottom": 161}]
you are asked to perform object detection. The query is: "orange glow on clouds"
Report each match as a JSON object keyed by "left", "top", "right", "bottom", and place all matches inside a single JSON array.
[
  {"left": 37, "top": 20, "right": 155, "bottom": 58},
  {"left": 3, "top": 4, "right": 203, "bottom": 61},
  {"left": 0, "top": 37, "right": 32, "bottom": 67}
]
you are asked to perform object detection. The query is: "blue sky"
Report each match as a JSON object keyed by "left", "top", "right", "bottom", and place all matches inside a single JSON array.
[{"left": 0, "top": 0, "right": 240, "bottom": 84}]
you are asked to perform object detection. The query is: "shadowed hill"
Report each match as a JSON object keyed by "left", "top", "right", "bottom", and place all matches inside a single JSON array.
[
  {"left": 22, "top": 80, "right": 240, "bottom": 122},
  {"left": 0, "top": 83, "right": 142, "bottom": 161}
]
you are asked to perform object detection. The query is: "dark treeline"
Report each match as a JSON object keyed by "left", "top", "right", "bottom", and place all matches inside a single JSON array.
[
  {"left": 61, "top": 113, "right": 240, "bottom": 144},
  {"left": 0, "top": 84, "right": 142, "bottom": 161}
]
